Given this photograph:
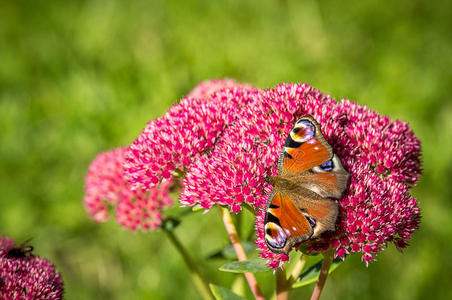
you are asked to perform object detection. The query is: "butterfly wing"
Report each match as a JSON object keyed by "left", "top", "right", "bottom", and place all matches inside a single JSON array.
[
  {"left": 264, "top": 189, "right": 313, "bottom": 254},
  {"left": 277, "top": 115, "right": 333, "bottom": 176},
  {"left": 291, "top": 189, "right": 339, "bottom": 239},
  {"left": 300, "top": 154, "right": 349, "bottom": 199},
  {"left": 277, "top": 115, "right": 349, "bottom": 198}
]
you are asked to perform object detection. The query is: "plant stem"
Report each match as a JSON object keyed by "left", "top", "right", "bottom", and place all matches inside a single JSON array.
[
  {"left": 235, "top": 212, "right": 243, "bottom": 239},
  {"left": 275, "top": 268, "right": 290, "bottom": 300},
  {"left": 270, "top": 253, "right": 307, "bottom": 300},
  {"left": 287, "top": 253, "right": 307, "bottom": 286},
  {"left": 219, "top": 206, "right": 266, "bottom": 300},
  {"left": 164, "top": 229, "right": 214, "bottom": 300},
  {"left": 310, "top": 247, "right": 334, "bottom": 300}
]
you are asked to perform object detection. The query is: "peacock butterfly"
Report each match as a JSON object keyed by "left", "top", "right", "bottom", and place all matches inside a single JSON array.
[{"left": 264, "top": 115, "right": 349, "bottom": 254}]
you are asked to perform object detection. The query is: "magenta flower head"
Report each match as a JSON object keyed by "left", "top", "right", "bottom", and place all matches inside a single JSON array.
[
  {"left": 83, "top": 147, "right": 173, "bottom": 231},
  {"left": 0, "top": 237, "right": 64, "bottom": 300},
  {"left": 125, "top": 82, "right": 421, "bottom": 268},
  {"left": 187, "top": 78, "right": 256, "bottom": 99},
  {"left": 125, "top": 81, "right": 257, "bottom": 192}
]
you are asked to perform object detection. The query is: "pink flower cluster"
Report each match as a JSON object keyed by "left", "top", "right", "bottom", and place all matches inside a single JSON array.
[
  {"left": 187, "top": 78, "right": 255, "bottom": 99},
  {"left": 125, "top": 80, "right": 421, "bottom": 268},
  {"left": 83, "top": 147, "right": 173, "bottom": 231},
  {"left": 0, "top": 237, "right": 64, "bottom": 300},
  {"left": 125, "top": 81, "right": 257, "bottom": 191}
]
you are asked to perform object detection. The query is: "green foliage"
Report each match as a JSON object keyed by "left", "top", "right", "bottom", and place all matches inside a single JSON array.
[
  {"left": 210, "top": 284, "right": 247, "bottom": 300},
  {"left": 293, "top": 257, "right": 343, "bottom": 288},
  {"left": 219, "top": 259, "right": 270, "bottom": 274},
  {"left": 208, "top": 242, "right": 256, "bottom": 260},
  {"left": 0, "top": 0, "right": 451, "bottom": 299}
]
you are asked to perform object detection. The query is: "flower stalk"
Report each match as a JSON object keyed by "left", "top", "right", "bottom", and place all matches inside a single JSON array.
[
  {"left": 275, "top": 268, "right": 290, "bottom": 300},
  {"left": 310, "top": 247, "right": 335, "bottom": 300},
  {"left": 287, "top": 253, "right": 307, "bottom": 286},
  {"left": 273, "top": 253, "right": 307, "bottom": 300},
  {"left": 163, "top": 228, "right": 214, "bottom": 300},
  {"left": 219, "top": 206, "right": 266, "bottom": 300}
]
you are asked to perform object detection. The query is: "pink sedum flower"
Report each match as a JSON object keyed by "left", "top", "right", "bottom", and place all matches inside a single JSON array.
[
  {"left": 124, "top": 86, "right": 257, "bottom": 192},
  {"left": 187, "top": 78, "right": 256, "bottom": 99},
  {"left": 83, "top": 147, "right": 173, "bottom": 231},
  {"left": 125, "top": 81, "right": 422, "bottom": 267},
  {"left": 0, "top": 237, "right": 64, "bottom": 300}
]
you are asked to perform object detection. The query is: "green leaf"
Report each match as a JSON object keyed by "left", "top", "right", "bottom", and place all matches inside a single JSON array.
[
  {"left": 208, "top": 242, "right": 256, "bottom": 260},
  {"left": 209, "top": 284, "right": 247, "bottom": 300},
  {"left": 292, "top": 257, "right": 343, "bottom": 288},
  {"left": 219, "top": 258, "right": 270, "bottom": 273}
]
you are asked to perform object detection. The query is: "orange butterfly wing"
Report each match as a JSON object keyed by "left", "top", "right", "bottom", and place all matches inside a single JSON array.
[
  {"left": 264, "top": 190, "right": 313, "bottom": 254},
  {"left": 293, "top": 191, "right": 339, "bottom": 239},
  {"left": 278, "top": 116, "right": 333, "bottom": 176}
]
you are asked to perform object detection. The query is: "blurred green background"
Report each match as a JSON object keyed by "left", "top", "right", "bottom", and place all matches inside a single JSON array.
[{"left": 1, "top": 0, "right": 451, "bottom": 299}]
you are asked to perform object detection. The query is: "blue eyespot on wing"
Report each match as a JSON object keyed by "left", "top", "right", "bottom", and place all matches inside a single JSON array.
[{"left": 319, "top": 160, "right": 333, "bottom": 171}]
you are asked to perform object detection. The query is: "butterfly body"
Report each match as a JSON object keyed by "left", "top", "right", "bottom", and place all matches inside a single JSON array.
[{"left": 264, "top": 116, "right": 349, "bottom": 255}]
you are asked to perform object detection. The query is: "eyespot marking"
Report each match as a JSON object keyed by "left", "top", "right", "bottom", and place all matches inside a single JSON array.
[
  {"left": 319, "top": 160, "right": 333, "bottom": 171},
  {"left": 265, "top": 223, "right": 287, "bottom": 249},
  {"left": 291, "top": 120, "right": 315, "bottom": 143}
]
